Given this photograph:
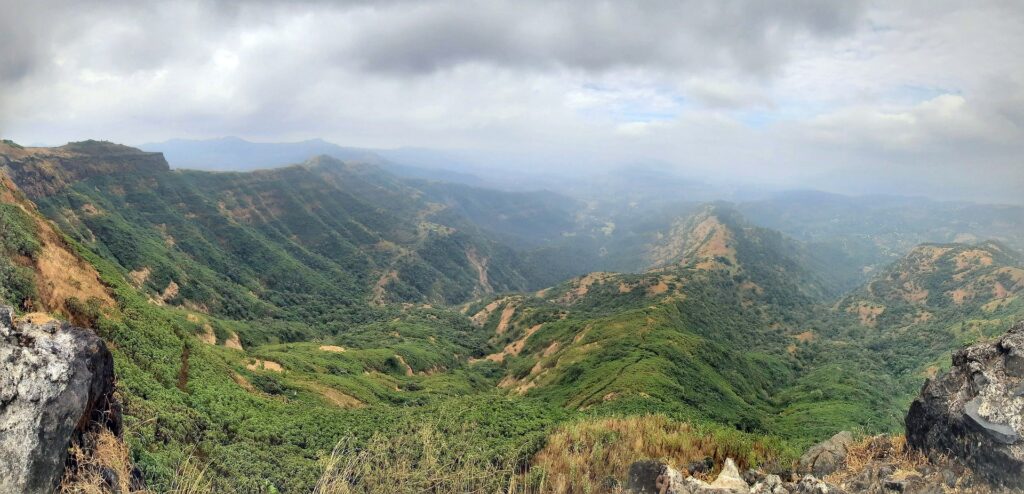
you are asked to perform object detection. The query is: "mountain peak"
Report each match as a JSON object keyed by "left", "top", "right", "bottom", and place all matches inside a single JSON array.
[
  {"left": 647, "top": 204, "right": 742, "bottom": 271},
  {"left": 843, "top": 241, "right": 1024, "bottom": 326}
]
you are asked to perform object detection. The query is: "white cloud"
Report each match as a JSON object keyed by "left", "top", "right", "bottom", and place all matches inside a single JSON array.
[{"left": 0, "top": 0, "right": 1021, "bottom": 202}]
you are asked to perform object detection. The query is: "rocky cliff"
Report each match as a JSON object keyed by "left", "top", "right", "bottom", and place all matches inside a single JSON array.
[
  {"left": 906, "top": 320, "right": 1024, "bottom": 488},
  {"left": 0, "top": 140, "right": 169, "bottom": 198},
  {"left": 0, "top": 305, "right": 120, "bottom": 493}
]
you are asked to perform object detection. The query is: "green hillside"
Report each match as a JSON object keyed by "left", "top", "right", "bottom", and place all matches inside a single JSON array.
[
  {"left": 4, "top": 140, "right": 1024, "bottom": 492},
  {"left": 0, "top": 142, "right": 575, "bottom": 339}
]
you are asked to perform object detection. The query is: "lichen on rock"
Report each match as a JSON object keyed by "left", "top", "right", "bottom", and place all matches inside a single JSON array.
[
  {"left": 0, "top": 305, "right": 120, "bottom": 493},
  {"left": 906, "top": 320, "right": 1024, "bottom": 488}
]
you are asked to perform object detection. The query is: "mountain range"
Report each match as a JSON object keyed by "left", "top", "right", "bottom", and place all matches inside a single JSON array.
[{"left": 2, "top": 138, "right": 1022, "bottom": 492}]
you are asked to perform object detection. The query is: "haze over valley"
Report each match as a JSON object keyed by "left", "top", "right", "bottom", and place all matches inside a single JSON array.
[{"left": 1, "top": 1, "right": 1023, "bottom": 493}]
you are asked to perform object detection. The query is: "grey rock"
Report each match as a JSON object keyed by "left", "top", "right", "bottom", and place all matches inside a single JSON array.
[
  {"left": 627, "top": 460, "right": 669, "bottom": 493},
  {"left": 709, "top": 459, "right": 750, "bottom": 493},
  {"left": 792, "top": 475, "right": 839, "bottom": 494},
  {"left": 668, "top": 458, "right": 751, "bottom": 494},
  {"left": 798, "top": 431, "right": 854, "bottom": 477},
  {"left": 906, "top": 320, "right": 1024, "bottom": 488},
  {"left": 751, "top": 474, "right": 788, "bottom": 494},
  {"left": 964, "top": 396, "right": 1019, "bottom": 444},
  {"left": 743, "top": 468, "right": 766, "bottom": 486},
  {"left": 0, "top": 307, "right": 117, "bottom": 493},
  {"left": 627, "top": 460, "right": 686, "bottom": 494},
  {"left": 687, "top": 456, "right": 715, "bottom": 475},
  {"left": 100, "top": 466, "right": 121, "bottom": 494}
]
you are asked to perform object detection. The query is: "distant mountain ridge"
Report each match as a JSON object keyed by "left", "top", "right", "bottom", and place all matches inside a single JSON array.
[
  {"left": 0, "top": 141, "right": 581, "bottom": 332},
  {"left": 139, "top": 136, "right": 488, "bottom": 186}
]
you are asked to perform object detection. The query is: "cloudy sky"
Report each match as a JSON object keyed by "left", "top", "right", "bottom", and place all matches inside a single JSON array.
[{"left": 1, "top": 0, "right": 1022, "bottom": 202}]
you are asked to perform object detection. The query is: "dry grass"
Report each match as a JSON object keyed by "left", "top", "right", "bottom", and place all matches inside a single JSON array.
[
  {"left": 164, "top": 454, "right": 211, "bottom": 494},
  {"left": 61, "top": 429, "right": 136, "bottom": 494},
  {"left": 60, "top": 426, "right": 211, "bottom": 494},
  {"left": 528, "top": 415, "right": 782, "bottom": 494},
  {"left": 314, "top": 421, "right": 523, "bottom": 494},
  {"left": 824, "top": 435, "right": 929, "bottom": 485}
]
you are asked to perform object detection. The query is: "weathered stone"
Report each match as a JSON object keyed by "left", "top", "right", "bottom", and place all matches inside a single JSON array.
[
  {"left": 0, "top": 307, "right": 118, "bottom": 493},
  {"left": 906, "top": 320, "right": 1024, "bottom": 488},
  {"left": 666, "top": 458, "right": 751, "bottom": 494},
  {"left": 750, "top": 474, "right": 788, "bottom": 494},
  {"left": 627, "top": 460, "right": 668, "bottom": 494},
  {"left": 963, "top": 397, "right": 1019, "bottom": 444},
  {"left": 687, "top": 456, "right": 715, "bottom": 475},
  {"left": 798, "top": 431, "right": 854, "bottom": 477},
  {"left": 627, "top": 460, "right": 687, "bottom": 494},
  {"left": 791, "top": 475, "right": 839, "bottom": 494},
  {"left": 100, "top": 466, "right": 121, "bottom": 494},
  {"left": 743, "top": 468, "right": 766, "bottom": 487},
  {"left": 710, "top": 459, "right": 750, "bottom": 493}
]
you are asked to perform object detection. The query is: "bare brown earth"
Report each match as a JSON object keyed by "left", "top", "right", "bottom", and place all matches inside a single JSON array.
[
  {"left": 231, "top": 372, "right": 258, "bottom": 393},
  {"left": 557, "top": 272, "right": 614, "bottom": 304},
  {"left": 371, "top": 269, "right": 399, "bottom": 305},
  {"left": 495, "top": 303, "right": 516, "bottom": 335},
  {"left": 648, "top": 213, "right": 737, "bottom": 271},
  {"left": 198, "top": 324, "right": 216, "bottom": 345},
  {"left": 318, "top": 345, "right": 346, "bottom": 353},
  {"left": 470, "top": 297, "right": 512, "bottom": 326},
  {"left": 17, "top": 312, "right": 57, "bottom": 325},
  {"left": 246, "top": 359, "right": 283, "bottom": 372},
  {"left": 849, "top": 302, "right": 885, "bottom": 327},
  {"left": 303, "top": 381, "right": 363, "bottom": 408},
  {"left": 394, "top": 355, "right": 415, "bottom": 376},
  {"left": 478, "top": 323, "right": 544, "bottom": 363},
  {"left": 465, "top": 247, "right": 493, "bottom": 293},
  {"left": 225, "top": 332, "right": 244, "bottom": 350},
  {"left": 127, "top": 267, "right": 150, "bottom": 287},
  {"left": 0, "top": 173, "right": 114, "bottom": 318}
]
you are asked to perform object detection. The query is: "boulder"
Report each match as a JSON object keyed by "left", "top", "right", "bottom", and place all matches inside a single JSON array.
[
  {"left": 791, "top": 475, "right": 839, "bottom": 494},
  {"left": 627, "top": 460, "right": 670, "bottom": 493},
  {"left": 798, "top": 431, "right": 854, "bottom": 477},
  {"left": 750, "top": 475, "right": 787, "bottom": 494},
  {"left": 0, "top": 306, "right": 118, "bottom": 493},
  {"left": 626, "top": 460, "right": 687, "bottom": 494},
  {"left": 905, "top": 320, "right": 1024, "bottom": 488},
  {"left": 709, "top": 459, "right": 750, "bottom": 493},
  {"left": 668, "top": 458, "right": 751, "bottom": 494}
]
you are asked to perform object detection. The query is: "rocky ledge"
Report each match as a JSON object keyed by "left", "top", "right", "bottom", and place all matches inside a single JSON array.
[
  {"left": 906, "top": 320, "right": 1024, "bottom": 488},
  {"left": 0, "top": 305, "right": 120, "bottom": 493},
  {"left": 627, "top": 320, "right": 1024, "bottom": 494}
]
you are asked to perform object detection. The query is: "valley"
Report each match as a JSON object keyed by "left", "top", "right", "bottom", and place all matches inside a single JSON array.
[{"left": 2, "top": 139, "right": 1022, "bottom": 492}]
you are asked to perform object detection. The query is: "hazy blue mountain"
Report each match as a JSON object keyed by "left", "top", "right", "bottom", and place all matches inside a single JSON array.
[{"left": 139, "top": 136, "right": 488, "bottom": 186}]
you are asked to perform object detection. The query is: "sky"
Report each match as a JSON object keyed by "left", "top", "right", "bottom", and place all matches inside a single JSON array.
[{"left": 1, "top": 0, "right": 1022, "bottom": 203}]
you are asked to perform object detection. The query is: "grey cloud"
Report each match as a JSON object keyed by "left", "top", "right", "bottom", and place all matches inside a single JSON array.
[
  {"left": 342, "top": 0, "right": 867, "bottom": 76},
  {"left": 0, "top": 0, "right": 866, "bottom": 86},
  {"left": 1, "top": 0, "right": 1021, "bottom": 205}
]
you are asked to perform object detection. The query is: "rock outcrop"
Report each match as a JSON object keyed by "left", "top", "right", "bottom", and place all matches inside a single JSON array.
[
  {"left": 906, "top": 320, "right": 1024, "bottom": 488},
  {"left": 0, "top": 305, "right": 119, "bottom": 493},
  {"left": 798, "top": 431, "right": 853, "bottom": 477},
  {"left": 626, "top": 457, "right": 843, "bottom": 494}
]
